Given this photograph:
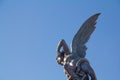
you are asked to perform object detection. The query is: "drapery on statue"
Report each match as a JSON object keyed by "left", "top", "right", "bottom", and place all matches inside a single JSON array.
[{"left": 56, "top": 13, "right": 100, "bottom": 80}]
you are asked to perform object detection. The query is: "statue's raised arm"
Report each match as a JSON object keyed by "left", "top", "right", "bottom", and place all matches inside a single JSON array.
[
  {"left": 56, "top": 13, "right": 100, "bottom": 80},
  {"left": 56, "top": 39, "right": 70, "bottom": 65},
  {"left": 56, "top": 39, "right": 70, "bottom": 54}
]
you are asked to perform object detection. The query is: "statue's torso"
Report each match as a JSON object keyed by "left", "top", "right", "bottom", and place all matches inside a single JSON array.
[
  {"left": 63, "top": 54, "right": 89, "bottom": 80},
  {"left": 64, "top": 54, "right": 80, "bottom": 71}
]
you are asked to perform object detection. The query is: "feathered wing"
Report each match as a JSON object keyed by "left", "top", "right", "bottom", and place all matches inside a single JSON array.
[{"left": 71, "top": 13, "right": 100, "bottom": 58}]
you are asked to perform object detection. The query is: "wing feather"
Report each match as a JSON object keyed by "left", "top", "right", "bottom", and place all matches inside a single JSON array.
[{"left": 71, "top": 13, "right": 100, "bottom": 57}]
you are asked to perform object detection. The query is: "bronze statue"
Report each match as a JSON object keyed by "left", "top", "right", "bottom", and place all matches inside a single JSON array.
[{"left": 56, "top": 13, "right": 100, "bottom": 80}]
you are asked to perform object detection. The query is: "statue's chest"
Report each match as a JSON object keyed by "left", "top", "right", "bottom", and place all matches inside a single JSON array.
[
  {"left": 64, "top": 56, "right": 79, "bottom": 70},
  {"left": 68, "top": 60, "right": 76, "bottom": 67},
  {"left": 68, "top": 60, "right": 78, "bottom": 70}
]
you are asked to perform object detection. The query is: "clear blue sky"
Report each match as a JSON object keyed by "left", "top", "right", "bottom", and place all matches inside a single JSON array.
[{"left": 0, "top": 0, "right": 120, "bottom": 80}]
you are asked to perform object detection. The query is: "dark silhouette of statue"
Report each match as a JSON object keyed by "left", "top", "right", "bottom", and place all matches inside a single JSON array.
[{"left": 56, "top": 13, "right": 100, "bottom": 80}]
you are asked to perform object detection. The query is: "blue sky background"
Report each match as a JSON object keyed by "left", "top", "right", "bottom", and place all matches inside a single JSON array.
[{"left": 0, "top": 0, "right": 120, "bottom": 80}]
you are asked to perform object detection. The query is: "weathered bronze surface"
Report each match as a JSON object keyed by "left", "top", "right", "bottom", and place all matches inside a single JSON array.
[{"left": 56, "top": 13, "right": 100, "bottom": 80}]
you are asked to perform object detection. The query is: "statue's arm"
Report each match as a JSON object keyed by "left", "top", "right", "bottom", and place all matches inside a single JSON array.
[
  {"left": 56, "top": 39, "right": 70, "bottom": 53},
  {"left": 88, "top": 66, "right": 96, "bottom": 80},
  {"left": 81, "top": 62, "right": 97, "bottom": 80}
]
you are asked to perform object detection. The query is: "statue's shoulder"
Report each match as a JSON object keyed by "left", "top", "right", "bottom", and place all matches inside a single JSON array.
[
  {"left": 64, "top": 54, "right": 74, "bottom": 61},
  {"left": 76, "top": 58, "right": 89, "bottom": 66},
  {"left": 64, "top": 54, "right": 80, "bottom": 64}
]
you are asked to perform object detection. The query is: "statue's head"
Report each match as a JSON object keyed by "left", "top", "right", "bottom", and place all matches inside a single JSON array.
[{"left": 56, "top": 51, "right": 65, "bottom": 66}]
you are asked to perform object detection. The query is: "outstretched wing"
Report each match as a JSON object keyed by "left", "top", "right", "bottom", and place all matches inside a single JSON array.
[{"left": 71, "top": 13, "right": 100, "bottom": 58}]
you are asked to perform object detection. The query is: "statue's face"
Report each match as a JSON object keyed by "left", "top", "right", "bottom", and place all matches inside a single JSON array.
[{"left": 56, "top": 52, "right": 65, "bottom": 65}]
